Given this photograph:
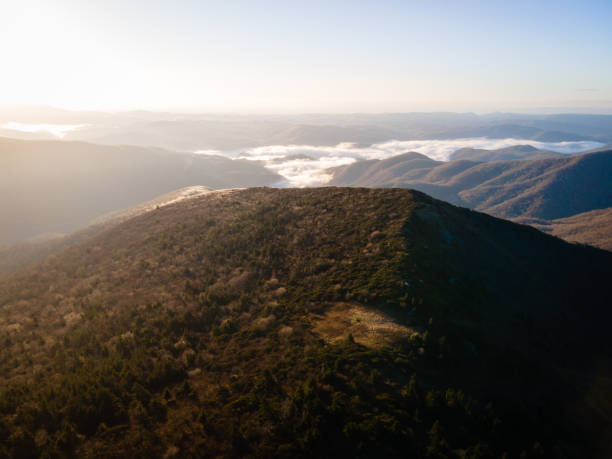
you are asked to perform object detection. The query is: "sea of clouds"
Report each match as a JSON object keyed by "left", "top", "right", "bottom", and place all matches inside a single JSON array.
[
  {"left": 3, "top": 122, "right": 603, "bottom": 187},
  {"left": 197, "top": 138, "right": 604, "bottom": 187}
]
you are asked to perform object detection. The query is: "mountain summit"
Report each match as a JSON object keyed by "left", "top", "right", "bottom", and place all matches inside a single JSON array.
[{"left": 0, "top": 187, "right": 610, "bottom": 457}]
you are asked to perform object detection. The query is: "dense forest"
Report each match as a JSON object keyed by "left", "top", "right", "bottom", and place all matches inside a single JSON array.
[{"left": 0, "top": 187, "right": 611, "bottom": 458}]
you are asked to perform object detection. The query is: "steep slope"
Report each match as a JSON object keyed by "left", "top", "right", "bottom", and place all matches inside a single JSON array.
[
  {"left": 0, "top": 188, "right": 611, "bottom": 457},
  {"left": 0, "top": 137, "right": 280, "bottom": 244}
]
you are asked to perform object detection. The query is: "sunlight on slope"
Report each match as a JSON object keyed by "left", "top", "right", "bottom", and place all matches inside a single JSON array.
[{"left": 312, "top": 303, "right": 420, "bottom": 348}]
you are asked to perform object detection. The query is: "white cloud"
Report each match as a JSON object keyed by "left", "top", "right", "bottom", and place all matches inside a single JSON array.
[
  {"left": 1, "top": 122, "right": 86, "bottom": 139},
  {"left": 228, "top": 138, "right": 603, "bottom": 187},
  {"left": 372, "top": 138, "right": 604, "bottom": 161},
  {"left": 266, "top": 156, "right": 357, "bottom": 187}
]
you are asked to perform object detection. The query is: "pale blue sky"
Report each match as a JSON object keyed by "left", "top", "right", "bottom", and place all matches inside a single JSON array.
[{"left": 1, "top": 0, "right": 611, "bottom": 112}]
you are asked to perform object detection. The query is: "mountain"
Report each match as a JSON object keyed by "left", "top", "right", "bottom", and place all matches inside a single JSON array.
[
  {"left": 0, "top": 137, "right": 280, "bottom": 244},
  {"left": 330, "top": 149, "right": 612, "bottom": 248},
  {"left": 455, "top": 150, "right": 612, "bottom": 220},
  {"left": 450, "top": 144, "right": 563, "bottom": 162},
  {"left": 0, "top": 187, "right": 611, "bottom": 457},
  {"left": 0, "top": 186, "right": 213, "bottom": 277}
]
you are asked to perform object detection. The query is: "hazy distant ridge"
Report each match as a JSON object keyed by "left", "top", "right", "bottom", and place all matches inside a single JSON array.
[
  {"left": 0, "top": 137, "right": 280, "bottom": 244},
  {"left": 2, "top": 109, "right": 611, "bottom": 150}
]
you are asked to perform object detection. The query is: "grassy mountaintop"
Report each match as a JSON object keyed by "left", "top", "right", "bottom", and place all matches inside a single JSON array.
[{"left": 0, "top": 187, "right": 611, "bottom": 457}]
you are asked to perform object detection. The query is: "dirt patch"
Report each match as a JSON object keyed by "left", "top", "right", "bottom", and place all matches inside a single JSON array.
[{"left": 311, "top": 302, "right": 419, "bottom": 348}]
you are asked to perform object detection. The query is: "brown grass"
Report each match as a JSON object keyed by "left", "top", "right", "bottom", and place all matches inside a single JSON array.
[{"left": 311, "top": 302, "right": 420, "bottom": 348}]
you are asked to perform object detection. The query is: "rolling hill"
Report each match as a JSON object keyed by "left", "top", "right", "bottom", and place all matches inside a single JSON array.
[{"left": 0, "top": 187, "right": 611, "bottom": 457}]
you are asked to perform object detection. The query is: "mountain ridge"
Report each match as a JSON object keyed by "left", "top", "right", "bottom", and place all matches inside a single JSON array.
[{"left": 0, "top": 187, "right": 611, "bottom": 457}]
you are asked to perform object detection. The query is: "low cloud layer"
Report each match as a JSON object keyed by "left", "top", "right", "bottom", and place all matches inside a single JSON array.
[
  {"left": 210, "top": 138, "right": 603, "bottom": 187},
  {"left": 1, "top": 122, "right": 86, "bottom": 139},
  {"left": 367, "top": 138, "right": 604, "bottom": 161}
]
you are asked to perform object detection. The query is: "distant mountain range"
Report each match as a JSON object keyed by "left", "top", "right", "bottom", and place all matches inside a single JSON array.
[
  {"left": 2, "top": 108, "right": 611, "bottom": 150},
  {"left": 431, "top": 123, "right": 596, "bottom": 142},
  {"left": 0, "top": 137, "right": 280, "bottom": 245},
  {"left": 330, "top": 147, "right": 612, "bottom": 250}
]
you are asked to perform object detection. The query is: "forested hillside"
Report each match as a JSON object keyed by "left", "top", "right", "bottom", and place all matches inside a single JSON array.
[{"left": 0, "top": 188, "right": 611, "bottom": 457}]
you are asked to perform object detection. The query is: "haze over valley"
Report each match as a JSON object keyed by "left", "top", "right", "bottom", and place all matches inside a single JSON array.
[{"left": 1, "top": 108, "right": 608, "bottom": 188}]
